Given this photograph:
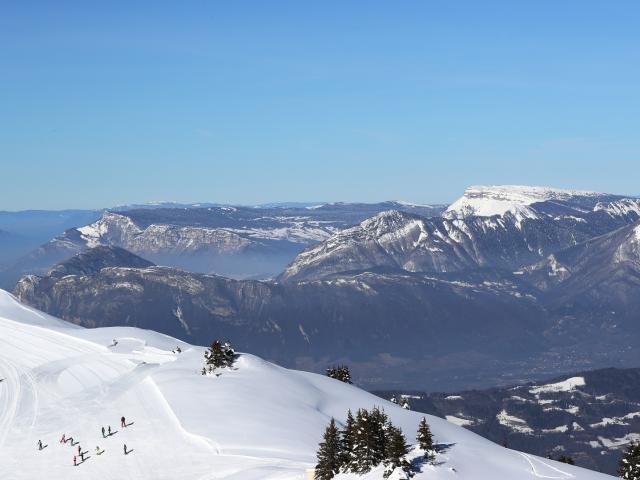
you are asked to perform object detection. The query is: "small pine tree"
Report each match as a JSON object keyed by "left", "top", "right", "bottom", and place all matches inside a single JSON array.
[
  {"left": 349, "top": 407, "right": 389, "bottom": 473},
  {"left": 618, "top": 442, "right": 640, "bottom": 480},
  {"left": 400, "top": 397, "right": 410, "bottom": 410},
  {"left": 315, "top": 418, "right": 342, "bottom": 480},
  {"left": 417, "top": 417, "right": 435, "bottom": 461},
  {"left": 369, "top": 407, "right": 389, "bottom": 467},
  {"left": 390, "top": 395, "right": 398, "bottom": 404},
  {"left": 204, "top": 340, "right": 237, "bottom": 372},
  {"left": 340, "top": 410, "right": 356, "bottom": 470},
  {"left": 326, "top": 365, "right": 352, "bottom": 384},
  {"left": 384, "top": 425, "right": 411, "bottom": 478},
  {"left": 557, "top": 455, "right": 575, "bottom": 465}
]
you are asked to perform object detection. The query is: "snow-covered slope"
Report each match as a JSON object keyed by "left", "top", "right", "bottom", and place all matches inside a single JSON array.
[
  {"left": 444, "top": 185, "right": 609, "bottom": 219},
  {"left": 0, "top": 290, "right": 611, "bottom": 479}
]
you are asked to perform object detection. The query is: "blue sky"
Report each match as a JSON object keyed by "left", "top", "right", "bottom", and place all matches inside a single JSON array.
[{"left": 1, "top": 1, "right": 638, "bottom": 210}]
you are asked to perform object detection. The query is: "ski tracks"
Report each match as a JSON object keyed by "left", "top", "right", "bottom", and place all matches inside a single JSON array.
[{"left": 518, "top": 452, "right": 574, "bottom": 479}]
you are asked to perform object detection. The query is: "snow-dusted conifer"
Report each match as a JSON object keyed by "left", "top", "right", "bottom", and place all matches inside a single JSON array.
[
  {"left": 619, "top": 442, "right": 640, "bottom": 480},
  {"left": 384, "top": 425, "right": 411, "bottom": 478},
  {"left": 315, "top": 418, "right": 342, "bottom": 480},
  {"left": 417, "top": 417, "right": 434, "bottom": 460},
  {"left": 326, "top": 365, "right": 352, "bottom": 384},
  {"left": 340, "top": 410, "right": 356, "bottom": 470},
  {"left": 204, "top": 340, "right": 237, "bottom": 372}
]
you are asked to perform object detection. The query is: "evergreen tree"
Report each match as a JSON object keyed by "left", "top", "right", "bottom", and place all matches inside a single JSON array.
[
  {"left": 369, "top": 407, "right": 389, "bottom": 467},
  {"left": 315, "top": 418, "right": 342, "bottom": 480},
  {"left": 340, "top": 410, "right": 356, "bottom": 470},
  {"left": 619, "top": 442, "right": 640, "bottom": 480},
  {"left": 326, "top": 365, "right": 352, "bottom": 384},
  {"left": 400, "top": 397, "right": 410, "bottom": 410},
  {"left": 384, "top": 425, "right": 411, "bottom": 478},
  {"left": 349, "top": 407, "right": 389, "bottom": 473},
  {"left": 557, "top": 455, "right": 575, "bottom": 465},
  {"left": 417, "top": 417, "right": 435, "bottom": 461},
  {"left": 204, "top": 339, "right": 237, "bottom": 371},
  {"left": 390, "top": 395, "right": 398, "bottom": 404}
]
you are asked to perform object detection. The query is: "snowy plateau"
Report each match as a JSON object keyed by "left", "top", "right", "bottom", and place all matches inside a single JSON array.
[{"left": 0, "top": 290, "right": 613, "bottom": 480}]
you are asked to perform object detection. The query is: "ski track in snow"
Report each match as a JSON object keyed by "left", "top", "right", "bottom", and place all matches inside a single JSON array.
[{"left": 518, "top": 452, "right": 574, "bottom": 479}]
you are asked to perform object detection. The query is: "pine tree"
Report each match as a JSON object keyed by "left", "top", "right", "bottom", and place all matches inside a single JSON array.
[
  {"left": 340, "top": 410, "right": 356, "bottom": 470},
  {"left": 400, "top": 397, "right": 410, "bottom": 410},
  {"left": 557, "top": 455, "right": 575, "bottom": 465},
  {"left": 315, "top": 418, "right": 342, "bottom": 480},
  {"left": 417, "top": 417, "right": 435, "bottom": 461},
  {"left": 326, "top": 365, "right": 352, "bottom": 384},
  {"left": 204, "top": 339, "right": 237, "bottom": 371},
  {"left": 618, "top": 442, "right": 640, "bottom": 480},
  {"left": 384, "top": 425, "right": 411, "bottom": 478},
  {"left": 369, "top": 407, "right": 389, "bottom": 466}
]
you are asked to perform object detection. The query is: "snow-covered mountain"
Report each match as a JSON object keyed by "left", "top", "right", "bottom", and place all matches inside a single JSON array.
[
  {"left": 280, "top": 186, "right": 640, "bottom": 282},
  {"left": 0, "top": 290, "right": 612, "bottom": 479},
  {"left": 443, "top": 185, "right": 614, "bottom": 220},
  {"left": 2, "top": 202, "right": 445, "bottom": 287}
]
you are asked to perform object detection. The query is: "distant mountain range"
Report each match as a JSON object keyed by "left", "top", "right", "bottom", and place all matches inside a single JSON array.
[
  {"left": 374, "top": 367, "right": 640, "bottom": 475},
  {"left": 10, "top": 185, "right": 640, "bottom": 395},
  {"left": 280, "top": 186, "right": 640, "bottom": 282},
  {"left": 0, "top": 201, "right": 445, "bottom": 287}
]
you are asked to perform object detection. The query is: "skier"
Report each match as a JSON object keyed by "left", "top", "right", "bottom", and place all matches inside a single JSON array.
[
  {"left": 78, "top": 444, "right": 81, "bottom": 455},
  {"left": 80, "top": 450, "right": 84, "bottom": 462},
  {"left": 102, "top": 426, "right": 105, "bottom": 438},
  {"left": 123, "top": 444, "right": 127, "bottom": 455},
  {"left": 95, "top": 446, "right": 102, "bottom": 455},
  {"left": 176, "top": 346, "right": 181, "bottom": 353},
  {"left": 37, "top": 440, "right": 43, "bottom": 450},
  {"left": 112, "top": 338, "right": 118, "bottom": 346},
  {"left": 60, "top": 433, "right": 66, "bottom": 444},
  {"left": 73, "top": 455, "right": 77, "bottom": 467},
  {"left": 108, "top": 425, "right": 112, "bottom": 435},
  {"left": 121, "top": 416, "right": 126, "bottom": 428}
]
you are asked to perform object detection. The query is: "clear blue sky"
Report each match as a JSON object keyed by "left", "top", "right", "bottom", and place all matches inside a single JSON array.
[{"left": 1, "top": 1, "right": 638, "bottom": 210}]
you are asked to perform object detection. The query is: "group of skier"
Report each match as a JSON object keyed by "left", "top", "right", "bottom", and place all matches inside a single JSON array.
[{"left": 37, "top": 414, "right": 133, "bottom": 467}]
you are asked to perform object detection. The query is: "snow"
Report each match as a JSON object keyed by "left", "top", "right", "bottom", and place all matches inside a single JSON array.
[
  {"left": 445, "top": 185, "right": 602, "bottom": 219},
  {"left": 445, "top": 415, "right": 473, "bottom": 427},
  {"left": 0, "top": 290, "right": 613, "bottom": 479},
  {"left": 597, "top": 433, "right": 640, "bottom": 449},
  {"left": 529, "top": 376, "right": 586, "bottom": 395},
  {"left": 541, "top": 425, "right": 569, "bottom": 434},
  {"left": 589, "top": 412, "right": 640, "bottom": 428},
  {"left": 496, "top": 410, "right": 534, "bottom": 435},
  {"left": 444, "top": 395, "right": 463, "bottom": 400}
]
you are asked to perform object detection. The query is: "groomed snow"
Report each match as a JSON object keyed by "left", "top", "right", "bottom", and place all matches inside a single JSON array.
[{"left": 0, "top": 291, "right": 612, "bottom": 479}]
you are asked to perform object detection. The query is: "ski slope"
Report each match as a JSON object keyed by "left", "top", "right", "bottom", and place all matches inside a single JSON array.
[{"left": 0, "top": 290, "right": 613, "bottom": 479}]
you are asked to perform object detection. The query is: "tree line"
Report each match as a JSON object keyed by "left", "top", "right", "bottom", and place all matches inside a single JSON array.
[{"left": 315, "top": 408, "right": 435, "bottom": 479}]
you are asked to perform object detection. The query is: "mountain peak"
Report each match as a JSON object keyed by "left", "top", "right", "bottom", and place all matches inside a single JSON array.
[{"left": 445, "top": 185, "right": 608, "bottom": 219}]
